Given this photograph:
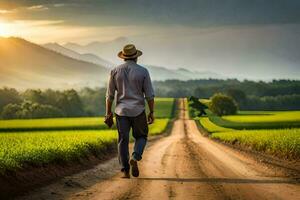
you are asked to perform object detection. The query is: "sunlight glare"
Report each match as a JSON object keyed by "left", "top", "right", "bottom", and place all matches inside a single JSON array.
[{"left": 0, "top": 21, "right": 12, "bottom": 36}]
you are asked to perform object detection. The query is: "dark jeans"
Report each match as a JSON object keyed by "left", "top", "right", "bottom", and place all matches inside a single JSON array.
[{"left": 116, "top": 111, "right": 148, "bottom": 172}]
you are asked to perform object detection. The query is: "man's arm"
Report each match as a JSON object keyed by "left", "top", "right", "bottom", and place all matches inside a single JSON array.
[
  {"left": 147, "top": 99, "right": 155, "bottom": 124},
  {"left": 143, "top": 70, "right": 155, "bottom": 124},
  {"left": 105, "top": 70, "right": 116, "bottom": 116},
  {"left": 106, "top": 99, "right": 113, "bottom": 116}
]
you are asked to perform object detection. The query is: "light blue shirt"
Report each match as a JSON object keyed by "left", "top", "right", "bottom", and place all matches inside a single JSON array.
[{"left": 106, "top": 60, "right": 155, "bottom": 117}]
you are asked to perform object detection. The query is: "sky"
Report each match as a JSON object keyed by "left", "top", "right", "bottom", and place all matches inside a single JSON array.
[{"left": 0, "top": 0, "right": 300, "bottom": 79}]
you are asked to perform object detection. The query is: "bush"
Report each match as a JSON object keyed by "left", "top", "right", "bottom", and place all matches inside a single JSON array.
[
  {"left": 1, "top": 101, "right": 64, "bottom": 119},
  {"left": 1, "top": 103, "right": 21, "bottom": 119},
  {"left": 209, "top": 93, "right": 238, "bottom": 116},
  {"left": 0, "top": 87, "right": 21, "bottom": 112},
  {"left": 188, "top": 96, "right": 207, "bottom": 118}
]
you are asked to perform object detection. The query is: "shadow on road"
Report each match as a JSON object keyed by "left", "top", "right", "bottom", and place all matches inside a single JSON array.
[{"left": 137, "top": 177, "right": 299, "bottom": 184}]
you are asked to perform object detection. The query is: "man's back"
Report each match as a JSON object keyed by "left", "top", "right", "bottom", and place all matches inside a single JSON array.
[
  {"left": 106, "top": 60, "right": 154, "bottom": 117},
  {"left": 105, "top": 44, "right": 155, "bottom": 178}
]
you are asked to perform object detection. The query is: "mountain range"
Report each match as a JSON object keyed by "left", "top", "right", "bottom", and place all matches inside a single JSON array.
[
  {"left": 43, "top": 43, "right": 114, "bottom": 68},
  {"left": 0, "top": 37, "right": 223, "bottom": 90},
  {"left": 146, "top": 66, "right": 222, "bottom": 81},
  {"left": 47, "top": 42, "right": 223, "bottom": 80},
  {"left": 64, "top": 37, "right": 129, "bottom": 65},
  {"left": 0, "top": 37, "right": 109, "bottom": 90}
]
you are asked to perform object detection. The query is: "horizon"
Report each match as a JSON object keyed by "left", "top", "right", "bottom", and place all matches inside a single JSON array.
[{"left": 0, "top": 1, "right": 300, "bottom": 80}]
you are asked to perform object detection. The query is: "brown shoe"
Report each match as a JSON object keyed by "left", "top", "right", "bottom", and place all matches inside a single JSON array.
[
  {"left": 121, "top": 171, "right": 130, "bottom": 179},
  {"left": 130, "top": 159, "right": 139, "bottom": 177}
]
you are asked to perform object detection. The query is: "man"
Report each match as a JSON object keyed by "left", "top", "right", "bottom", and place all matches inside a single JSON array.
[{"left": 105, "top": 44, "right": 155, "bottom": 178}]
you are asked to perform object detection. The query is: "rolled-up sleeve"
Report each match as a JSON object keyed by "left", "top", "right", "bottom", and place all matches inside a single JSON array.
[
  {"left": 143, "top": 70, "right": 155, "bottom": 101},
  {"left": 106, "top": 70, "right": 116, "bottom": 101}
]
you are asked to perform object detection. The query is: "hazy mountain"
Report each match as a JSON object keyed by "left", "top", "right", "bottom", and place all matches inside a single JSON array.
[
  {"left": 64, "top": 24, "right": 300, "bottom": 80},
  {"left": 64, "top": 37, "right": 129, "bottom": 64},
  {"left": 0, "top": 37, "right": 223, "bottom": 90},
  {"left": 146, "top": 66, "right": 222, "bottom": 80},
  {"left": 0, "top": 37, "right": 109, "bottom": 90},
  {"left": 64, "top": 38, "right": 223, "bottom": 80},
  {"left": 43, "top": 43, "right": 114, "bottom": 68}
]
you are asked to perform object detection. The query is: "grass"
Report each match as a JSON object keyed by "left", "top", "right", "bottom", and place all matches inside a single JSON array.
[
  {"left": 0, "top": 117, "right": 108, "bottom": 132},
  {"left": 211, "top": 128, "right": 300, "bottom": 159},
  {"left": 0, "top": 130, "right": 117, "bottom": 173},
  {"left": 0, "top": 98, "right": 174, "bottom": 173},
  {"left": 199, "top": 117, "right": 233, "bottom": 133},
  {"left": 199, "top": 99, "right": 211, "bottom": 107},
  {"left": 193, "top": 97, "right": 300, "bottom": 159},
  {"left": 148, "top": 118, "right": 170, "bottom": 136},
  {"left": 223, "top": 111, "right": 300, "bottom": 123},
  {"left": 0, "top": 118, "right": 170, "bottom": 173},
  {"left": 209, "top": 112, "right": 300, "bottom": 130},
  {"left": 0, "top": 97, "right": 174, "bottom": 132},
  {"left": 146, "top": 98, "right": 175, "bottom": 118},
  {"left": 198, "top": 111, "right": 300, "bottom": 159}
]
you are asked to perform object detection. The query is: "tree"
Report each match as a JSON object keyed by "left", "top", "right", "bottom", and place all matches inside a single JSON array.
[
  {"left": 194, "top": 87, "right": 210, "bottom": 98},
  {"left": 0, "top": 87, "right": 21, "bottom": 112},
  {"left": 30, "top": 103, "right": 64, "bottom": 118},
  {"left": 1, "top": 101, "right": 64, "bottom": 119},
  {"left": 79, "top": 87, "right": 106, "bottom": 116},
  {"left": 1, "top": 103, "right": 21, "bottom": 119},
  {"left": 57, "top": 89, "right": 85, "bottom": 117},
  {"left": 225, "top": 88, "right": 247, "bottom": 109},
  {"left": 188, "top": 96, "right": 207, "bottom": 117},
  {"left": 22, "top": 89, "right": 45, "bottom": 104},
  {"left": 209, "top": 93, "right": 238, "bottom": 116}
]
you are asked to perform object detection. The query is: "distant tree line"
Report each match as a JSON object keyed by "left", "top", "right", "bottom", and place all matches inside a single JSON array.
[
  {"left": 0, "top": 87, "right": 106, "bottom": 119},
  {"left": 153, "top": 79, "right": 300, "bottom": 110},
  {"left": 1, "top": 79, "right": 299, "bottom": 119}
]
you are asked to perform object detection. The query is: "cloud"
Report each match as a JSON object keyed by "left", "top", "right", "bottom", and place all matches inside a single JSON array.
[
  {"left": 53, "top": 4, "right": 65, "bottom": 8},
  {"left": 16, "top": 20, "right": 64, "bottom": 26},
  {"left": 27, "top": 5, "right": 49, "bottom": 11},
  {"left": 0, "top": 9, "right": 14, "bottom": 14}
]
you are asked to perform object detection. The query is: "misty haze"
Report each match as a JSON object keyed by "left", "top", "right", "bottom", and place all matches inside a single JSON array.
[{"left": 0, "top": 1, "right": 299, "bottom": 200}]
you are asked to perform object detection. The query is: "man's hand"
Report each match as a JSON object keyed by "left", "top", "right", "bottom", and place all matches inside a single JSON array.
[
  {"left": 147, "top": 112, "right": 155, "bottom": 124},
  {"left": 104, "top": 112, "right": 114, "bottom": 128}
]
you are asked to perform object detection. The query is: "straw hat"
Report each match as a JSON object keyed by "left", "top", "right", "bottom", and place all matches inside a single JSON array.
[{"left": 118, "top": 44, "right": 143, "bottom": 59}]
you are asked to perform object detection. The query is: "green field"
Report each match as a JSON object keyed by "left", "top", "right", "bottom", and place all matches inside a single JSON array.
[
  {"left": 0, "top": 119, "right": 169, "bottom": 173},
  {"left": 0, "top": 98, "right": 174, "bottom": 132},
  {"left": 223, "top": 111, "right": 300, "bottom": 123},
  {"left": 0, "top": 117, "right": 108, "bottom": 132},
  {"left": 146, "top": 98, "right": 175, "bottom": 118},
  {"left": 199, "top": 117, "right": 233, "bottom": 133},
  {"left": 209, "top": 111, "right": 300, "bottom": 130},
  {"left": 198, "top": 111, "right": 300, "bottom": 159},
  {"left": 211, "top": 129, "right": 300, "bottom": 159},
  {"left": 0, "top": 130, "right": 117, "bottom": 173},
  {"left": 0, "top": 98, "right": 174, "bottom": 173}
]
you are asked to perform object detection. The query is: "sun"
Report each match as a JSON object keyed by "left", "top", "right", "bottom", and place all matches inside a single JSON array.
[{"left": 0, "top": 21, "right": 12, "bottom": 36}]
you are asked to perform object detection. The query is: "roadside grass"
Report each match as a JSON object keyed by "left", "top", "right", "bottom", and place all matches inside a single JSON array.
[
  {"left": 193, "top": 98, "right": 300, "bottom": 159},
  {"left": 198, "top": 114, "right": 300, "bottom": 159},
  {"left": 194, "top": 99, "right": 300, "bottom": 130},
  {"left": 211, "top": 128, "right": 300, "bottom": 159},
  {"left": 0, "top": 130, "right": 117, "bottom": 174},
  {"left": 199, "top": 117, "right": 233, "bottom": 133},
  {"left": 209, "top": 113, "right": 300, "bottom": 130},
  {"left": 0, "top": 119, "right": 170, "bottom": 173},
  {"left": 0, "top": 98, "right": 174, "bottom": 173},
  {"left": 146, "top": 98, "right": 175, "bottom": 118},
  {"left": 148, "top": 118, "right": 170, "bottom": 136}
]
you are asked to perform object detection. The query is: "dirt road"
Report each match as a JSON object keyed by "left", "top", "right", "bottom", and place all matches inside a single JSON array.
[{"left": 21, "top": 99, "right": 299, "bottom": 200}]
